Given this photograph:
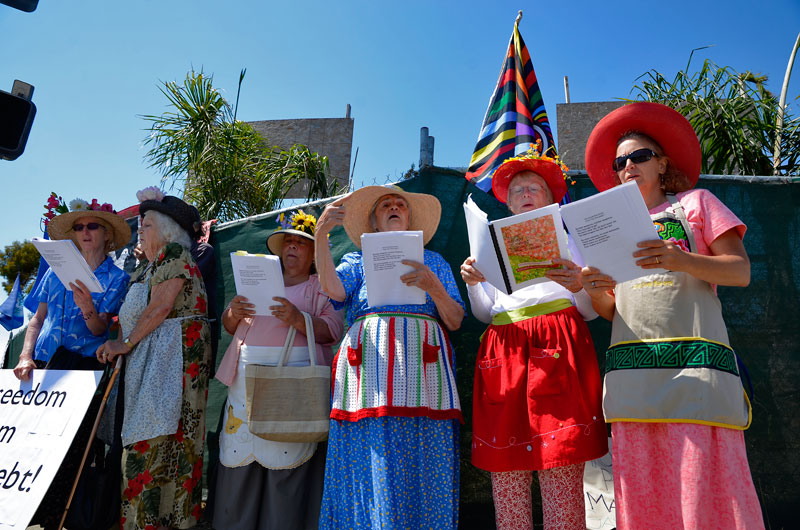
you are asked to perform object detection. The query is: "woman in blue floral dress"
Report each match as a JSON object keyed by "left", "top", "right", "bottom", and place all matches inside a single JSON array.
[{"left": 314, "top": 185, "right": 465, "bottom": 529}]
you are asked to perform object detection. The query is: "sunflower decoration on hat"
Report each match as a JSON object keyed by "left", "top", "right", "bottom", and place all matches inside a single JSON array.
[
  {"left": 267, "top": 209, "right": 320, "bottom": 255},
  {"left": 42, "top": 192, "right": 131, "bottom": 250},
  {"left": 491, "top": 139, "right": 573, "bottom": 204}
]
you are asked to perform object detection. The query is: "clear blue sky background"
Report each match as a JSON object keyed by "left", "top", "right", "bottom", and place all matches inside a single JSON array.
[{"left": 1, "top": 0, "right": 799, "bottom": 251}]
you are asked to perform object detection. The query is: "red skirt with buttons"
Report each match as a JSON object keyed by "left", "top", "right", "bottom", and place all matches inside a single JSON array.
[{"left": 471, "top": 305, "right": 608, "bottom": 472}]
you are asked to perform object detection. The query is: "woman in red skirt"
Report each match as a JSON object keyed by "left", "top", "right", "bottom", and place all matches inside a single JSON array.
[{"left": 460, "top": 146, "right": 608, "bottom": 530}]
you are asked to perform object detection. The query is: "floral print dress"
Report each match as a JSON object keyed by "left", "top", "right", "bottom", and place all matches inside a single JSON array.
[{"left": 120, "top": 243, "right": 211, "bottom": 530}]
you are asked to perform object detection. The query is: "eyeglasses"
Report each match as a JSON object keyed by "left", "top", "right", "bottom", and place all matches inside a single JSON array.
[
  {"left": 71, "top": 222, "right": 103, "bottom": 232},
  {"left": 508, "top": 184, "right": 546, "bottom": 196},
  {"left": 613, "top": 148, "right": 658, "bottom": 172}
]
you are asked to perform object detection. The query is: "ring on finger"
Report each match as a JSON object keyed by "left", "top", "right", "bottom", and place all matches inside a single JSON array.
[
  {"left": 655, "top": 256, "right": 660, "bottom": 264},
  {"left": 591, "top": 281, "right": 596, "bottom": 288}
]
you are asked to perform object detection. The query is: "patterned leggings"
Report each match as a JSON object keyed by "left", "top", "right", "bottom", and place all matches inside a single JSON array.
[{"left": 491, "top": 463, "right": 585, "bottom": 530}]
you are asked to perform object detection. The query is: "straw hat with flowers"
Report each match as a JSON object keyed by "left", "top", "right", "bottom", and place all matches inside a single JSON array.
[{"left": 45, "top": 193, "right": 131, "bottom": 250}]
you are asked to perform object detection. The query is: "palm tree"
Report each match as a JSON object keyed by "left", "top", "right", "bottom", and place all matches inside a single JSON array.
[
  {"left": 630, "top": 50, "right": 799, "bottom": 176},
  {"left": 141, "top": 69, "right": 343, "bottom": 222}
]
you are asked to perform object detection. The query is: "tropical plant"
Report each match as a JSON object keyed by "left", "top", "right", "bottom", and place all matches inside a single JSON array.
[
  {"left": 630, "top": 50, "right": 799, "bottom": 176},
  {"left": 141, "top": 69, "right": 343, "bottom": 222},
  {"left": 0, "top": 241, "right": 40, "bottom": 294}
]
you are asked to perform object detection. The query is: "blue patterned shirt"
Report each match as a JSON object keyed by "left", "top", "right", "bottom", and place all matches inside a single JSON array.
[
  {"left": 33, "top": 256, "right": 130, "bottom": 361},
  {"left": 332, "top": 249, "right": 465, "bottom": 330}
]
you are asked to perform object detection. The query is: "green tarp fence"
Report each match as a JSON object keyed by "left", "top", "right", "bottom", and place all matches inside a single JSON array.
[{"left": 5, "top": 167, "right": 799, "bottom": 528}]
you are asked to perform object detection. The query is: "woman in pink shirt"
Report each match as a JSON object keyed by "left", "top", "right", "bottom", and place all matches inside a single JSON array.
[
  {"left": 213, "top": 210, "right": 343, "bottom": 530},
  {"left": 582, "top": 102, "right": 763, "bottom": 529}
]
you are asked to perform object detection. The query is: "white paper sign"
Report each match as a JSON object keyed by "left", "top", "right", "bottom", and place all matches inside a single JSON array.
[
  {"left": 31, "top": 238, "right": 104, "bottom": 292},
  {"left": 361, "top": 231, "right": 425, "bottom": 307},
  {"left": 560, "top": 181, "right": 663, "bottom": 284},
  {"left": 584, "top": 438, "right": 616, "bottom": 529},
  {"left": 0, "top": 369, "right": 102, "bottom": 529},
  {"left": 230, "top": 252, "right": 286, "bottom": 316}
]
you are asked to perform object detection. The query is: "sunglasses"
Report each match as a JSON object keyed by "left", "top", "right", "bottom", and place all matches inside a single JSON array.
[
  {"left": 71, "top": 222, "right": 103, "bottom": 232},
  {"left": 613, "top": 148, "right": 658, "bottom": 172}
]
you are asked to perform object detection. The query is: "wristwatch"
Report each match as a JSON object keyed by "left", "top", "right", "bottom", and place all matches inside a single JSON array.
[{"left": 123, "top": 337, "right": 136, "bottom": 350}]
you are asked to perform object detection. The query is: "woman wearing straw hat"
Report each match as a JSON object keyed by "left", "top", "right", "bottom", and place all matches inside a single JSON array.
[
  {"left": 460, "top": 145, "right": 607, "bottom": 530},
  {"left": 96, "top": 188, "right": 212, "bottom": 530},
  {"left": 581, "top": 102, "right": 763, "bottom": 529},
  {"left": 212, "top": 209, "right": 343, "bottom": 530},
  {"left": 315, "top": 185, "right": 465, "bottom": 529},
  {"left": 12, "top": 194, "right": 130, "bottom": 529}
]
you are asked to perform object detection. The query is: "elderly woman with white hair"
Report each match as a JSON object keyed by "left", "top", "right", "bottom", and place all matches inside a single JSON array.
[{"left": 97, "top": 189, "right": 211, "bottom": 530}]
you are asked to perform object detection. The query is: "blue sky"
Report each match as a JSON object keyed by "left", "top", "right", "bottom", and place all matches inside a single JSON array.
[{"left": 1, "top": 0, "right": 799, "bottom": 254}]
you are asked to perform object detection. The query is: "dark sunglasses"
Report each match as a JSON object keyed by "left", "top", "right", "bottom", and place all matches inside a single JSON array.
[
  {"left": 613, "top": 148, "right": 658, "bottom": 172},
  {"left": 71, "top": 222, "right": 103, "bottom": 232}
]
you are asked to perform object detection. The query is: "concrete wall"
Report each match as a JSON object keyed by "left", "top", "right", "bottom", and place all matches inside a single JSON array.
[
  {"left": 556, "top": 101, "right": 625, "bottom": 170},
  {"left": 248, "top": 117, "right": 354, "bottom": 197}
]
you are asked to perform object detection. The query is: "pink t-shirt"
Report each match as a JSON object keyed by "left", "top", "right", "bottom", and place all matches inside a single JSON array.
[
  {"left": 649, "top": 188, "right": 746, "bottom": 257},
  {"left": 215, "top": 274, "right": 344, "bottom": 386}
]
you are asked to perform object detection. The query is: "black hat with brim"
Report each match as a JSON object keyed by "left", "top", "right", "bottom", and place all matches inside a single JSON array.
[{"left": 139, "top": 196, "right": 201, "bottom": 239}]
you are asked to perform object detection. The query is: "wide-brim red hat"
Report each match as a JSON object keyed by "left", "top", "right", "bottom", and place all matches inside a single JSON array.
[
  {"left": 585, "top": 102, "right": 701, "bottom": 192},
  {"left": 492, "top": 157, "right": 567, "bottom": 204}
]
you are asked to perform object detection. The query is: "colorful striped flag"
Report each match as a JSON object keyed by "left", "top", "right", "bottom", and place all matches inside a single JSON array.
[{"left": 465, "top": 14, "right": 557, "bottom": 195}]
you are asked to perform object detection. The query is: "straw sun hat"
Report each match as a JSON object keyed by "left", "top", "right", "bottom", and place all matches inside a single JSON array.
[
  {"left": 342, "top": 185, "right": 441, "bottom": 249},
  {"left": 46, "top": 197, "right": 131, "bottom": 250},
  {"left": 266, "top": 209, "right": 317, "bottom": 255},
  {"left": 585, "top": 101, "right": 701, "bottom": 192}
]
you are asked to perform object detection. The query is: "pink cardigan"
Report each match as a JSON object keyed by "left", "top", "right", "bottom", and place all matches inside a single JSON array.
[{"left": 215, "top": 274, "right": 344, "bottom": 386}]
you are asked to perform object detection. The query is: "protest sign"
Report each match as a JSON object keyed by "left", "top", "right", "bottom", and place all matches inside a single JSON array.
[{"left": 0, "top": 369, "right": 101, "bottom": 529}]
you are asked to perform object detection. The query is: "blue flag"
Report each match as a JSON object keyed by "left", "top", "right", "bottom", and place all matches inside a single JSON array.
[{"left": 0, "top": 273, "right": 25, "bottom": 331}]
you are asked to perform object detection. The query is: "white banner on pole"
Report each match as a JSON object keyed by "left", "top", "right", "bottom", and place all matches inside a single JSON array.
[{"left": 0, "top": 369, "right": 102, "bottom": 529}]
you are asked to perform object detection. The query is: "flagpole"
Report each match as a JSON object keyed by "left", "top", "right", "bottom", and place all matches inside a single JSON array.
[{"left": 516, "top": 10, "right": 522, "bottom": 25}]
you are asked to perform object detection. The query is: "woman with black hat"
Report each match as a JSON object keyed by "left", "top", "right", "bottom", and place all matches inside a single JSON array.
[
  {"left": 13, "top": 194, "right": 131, "bottom": 529},
  {"left": 581, "top": 102, "right": 762, "bottom": 529},
  {"left": 96, "top": 187, "right": 212, "bottom": 530},
  {"left": 212, "top": 209, "right": 343, "bottom": 530},
  {"left": 460, "top": 146, "right": 607, "bottom": 530}
]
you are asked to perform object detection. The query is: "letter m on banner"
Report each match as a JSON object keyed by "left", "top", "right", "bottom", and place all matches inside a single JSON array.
[{"left": 464, "top": 13, "right": 557, "bottom": 196}]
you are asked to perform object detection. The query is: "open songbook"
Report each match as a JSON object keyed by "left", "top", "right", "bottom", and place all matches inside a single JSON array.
[
  {"left": 464, "top": 181, "right": 664, "bottom": 294},
  {"left": 464, "top": 196, "right": 569, "bottom": 295}
]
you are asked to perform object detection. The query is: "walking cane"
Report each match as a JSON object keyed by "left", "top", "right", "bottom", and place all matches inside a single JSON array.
[{"left": 57, "top": 356, "right": 124, "bottom": 530}]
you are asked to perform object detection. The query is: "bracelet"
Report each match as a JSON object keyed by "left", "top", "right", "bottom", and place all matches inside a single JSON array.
[
  {"left": 82, "top": 310, "right": 95, "bottom": 321},
  {"left": 123, "top": 337, "right": 136, "bottom": 350}
]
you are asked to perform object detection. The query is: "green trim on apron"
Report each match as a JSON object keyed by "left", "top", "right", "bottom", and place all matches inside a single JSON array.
[{"left": 606, "top": 337, "right": 739, "bottom": 377}]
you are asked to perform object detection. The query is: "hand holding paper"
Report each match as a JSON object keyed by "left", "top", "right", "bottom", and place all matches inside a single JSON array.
[
  {"left": 31, "top": 238, "right": 103, "bottom": 292},
  {"left": 230, "top": 252, "right": 286, "bottom": 316},
  {"left": 361, "top": 231, "right": 426, "bottom": 306}
]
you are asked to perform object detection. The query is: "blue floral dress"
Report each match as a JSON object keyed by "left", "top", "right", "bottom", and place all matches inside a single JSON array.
[{"left": 319, "top": 249, "right": 464, "bottom": 530}]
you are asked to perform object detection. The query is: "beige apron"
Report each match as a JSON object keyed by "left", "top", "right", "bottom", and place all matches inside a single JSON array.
[{"left": 603, "top": 194, "right": 751, "bottom": 429}]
